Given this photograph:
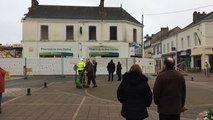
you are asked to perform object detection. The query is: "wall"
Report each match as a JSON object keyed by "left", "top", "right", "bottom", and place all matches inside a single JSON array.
[
  {"left": 162, "top": 35, "right": 177, "bottom": 54},
  {"left": 0, "top": 58, "right": 155, "bottom": 76},
  {"left": 204, "top": 21, "right": 213, "bottom": 45},
  {"left": 22, "top": 19, "right": 142, "bottom": 44},
  {"left": 22, "top": 19, "right": 142, "bottom": 58}
]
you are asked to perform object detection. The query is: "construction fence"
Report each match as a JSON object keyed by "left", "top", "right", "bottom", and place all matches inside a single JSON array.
[{"left": 0, "top": 58, "right": 155, "bottom": 76}]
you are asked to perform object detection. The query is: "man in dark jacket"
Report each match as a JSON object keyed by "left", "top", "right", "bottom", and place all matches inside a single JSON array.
[
  {"left": 153, "top": 57, "right": 186, "bottom": 120},
  {"left": 107, "top": 59, "right": 115, "bottom": 81},
  {"left": 84, "top": 59, "right": 97, "bottom": 88}
]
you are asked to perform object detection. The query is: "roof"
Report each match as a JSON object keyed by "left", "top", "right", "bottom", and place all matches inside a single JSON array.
[
  {"left": 183, "top": 11, "right": 213, "bottom": 31},
  {"left": 150, "top": 26, "right": 181, "bottom": 44},
  {"left": 24, "top": 5, "right": 141, "bottom": 25},
  {"left": 163, "top": 26, "right": 181, "bottom": 39}
]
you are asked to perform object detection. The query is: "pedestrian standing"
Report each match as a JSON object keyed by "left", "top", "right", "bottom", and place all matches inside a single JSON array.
[
  {"left": 116, "top": 61, "right": 122, "bottom": 81},
  {"left": 153, "top": 57, "right": 186, "bottom": 120},
  {"left": 76, "top": 58, "right": 86, "bottom": 87},
  {"left": 205, "top": 60, "right": 211, "bottom": 77},
  {"left": 117, "top": 64, "right": 152, "bottom": 120},
  {"left": 107, "top": 59, "right": 115, "bottom": 81},
  {"left": 0, "top": 67, "right": 6, "bottom": 114},
  {"left": 92, "top": 59, "right": 97, "bottom": 79},
  {"left": 84, "top": 59, "right": 97, "bottom": 88}
]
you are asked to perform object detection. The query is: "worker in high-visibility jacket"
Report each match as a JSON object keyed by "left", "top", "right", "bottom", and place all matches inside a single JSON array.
[
  {"left": 77, "top": 58, "right": 86, "bottom": 86},
  {"left": 205, "top": 60, "right": 211, "bottom": 77}
]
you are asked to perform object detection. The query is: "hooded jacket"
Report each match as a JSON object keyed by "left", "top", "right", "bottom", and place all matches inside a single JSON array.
[{"left": 117, "top": 71, "right": 152, "bottom": 119}]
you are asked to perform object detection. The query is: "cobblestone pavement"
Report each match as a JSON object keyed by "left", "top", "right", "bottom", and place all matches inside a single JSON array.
[{"left": 1, "top": 73, "right": 213, "bottom": 120}]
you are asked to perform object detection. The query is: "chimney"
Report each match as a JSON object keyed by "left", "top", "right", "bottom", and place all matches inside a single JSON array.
[
  {"left": 193, "top": 11, "right": 206, "bottom": 22},
  {"left": 193, "top": 11, "right": 198, "bottom": 22},
  {"left": 31, "top": 0, "right": 39, "bottom": 8},
  {"left": 161, "top": 27, "right": 169, "bottom": 33},
  {"left": 99, "top": 0, "right": 105, "bottom": 15}
]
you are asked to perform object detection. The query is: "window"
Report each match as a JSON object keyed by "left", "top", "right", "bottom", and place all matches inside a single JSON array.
[
  {"left": 163, "top": 44, "right": 165, "bottom": 53},
  {"left": 159, "top": 44, "right": 162, "bottom": 53},
  {"left": 66, "top": 26, "right": 74, "bottom": 40},
  {"left": 133, "top": 29, "right": 137, "bottom": 42},
  {"left": 171, "top": 41, "right": 174, "bottom": 48},
  {"left": 110, "top": 26, "right": 117, "bottom": 40},
  {"left": 187, "top": 36, "right": 190, "bottom": 48},
  {"left": 157, "top": 45, "right": 159, "bottom": 54},
  {"left": 181, "top": 38, "right": 184, "bottom": 49},
  {"left": 89, "top": 26, "right": 96, "bottom": 40},
  {"left": 167, "top": 43, "right": 170, "bottom": 53},
  {"left": 194, "top": 33, "right": 201, "bottom": 46},
  {"left": 152, "top": 47, "right": 155, "bottom": 55},
  {"left": 40, "top": 25, "right": 48, "bottom": 40}
]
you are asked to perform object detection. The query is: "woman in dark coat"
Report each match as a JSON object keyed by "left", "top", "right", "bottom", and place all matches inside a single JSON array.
[
  {"left": 116, "top": 61, "right": 122, "bottom": 81},
  {"left": 117, "top": 64, "right": 152, "bottom": 120}
]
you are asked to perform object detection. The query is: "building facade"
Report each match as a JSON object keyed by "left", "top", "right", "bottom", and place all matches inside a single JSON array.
[
  {"left": 22, "top": 0, "right": 143, "bottom": 58},
  {"left": 151, "top": 27, "right": 168, "bottom": 73},
  {"left": 144, "top": 34, "right": 152, "bottom": 58},
  {"left": 177, "top": 11, "right": 213, "bottom": 72},
  {"left": 161, "top": 27, "right": 181, "bottom": 69}
]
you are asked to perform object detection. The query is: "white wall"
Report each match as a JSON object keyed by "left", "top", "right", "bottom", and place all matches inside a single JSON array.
[
  {"left": 0, "top": 58, "right": 155, "bottom": 75},
  {"left": 22, "top": 19, "right": 142, "bottom": 44},
  {"left": 177, "top": 24, "right": 202, "bottom": 51},
  {"left": 162, "top": 35, "right": 177, "bottom": 54},
  {"left": 204, "top": 21, "right": 213, "bottom": 45}
]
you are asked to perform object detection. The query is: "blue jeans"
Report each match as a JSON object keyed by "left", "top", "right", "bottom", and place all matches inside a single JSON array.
[{"left": 0, "top": 93, "right": 2, "bottom": 112}]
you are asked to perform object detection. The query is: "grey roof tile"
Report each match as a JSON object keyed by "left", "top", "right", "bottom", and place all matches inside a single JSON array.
[{"left": 24, "top": 5, "right": 141, "bottom": 25}]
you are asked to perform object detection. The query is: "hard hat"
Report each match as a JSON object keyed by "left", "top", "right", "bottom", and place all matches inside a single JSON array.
[{"left": 80, "top": 58, "right": 83, "bottom": 60}]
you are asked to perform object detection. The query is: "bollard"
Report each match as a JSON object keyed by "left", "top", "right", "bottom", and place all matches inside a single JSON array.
[
  {"left": 44, "top": 82, "right": 48, "bottom": 88},
  {"left": 27, "top": 88, "right": 31, "bottom": 96},
  {"left": 191, "top": 77, "right": 194, "bottom": 81}
]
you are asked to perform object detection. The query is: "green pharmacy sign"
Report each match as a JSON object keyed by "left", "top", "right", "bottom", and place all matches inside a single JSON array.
[
  {"left": 88, "top": 47, "right": 119, "bottom": 57},
  {"left": 39, "top": 47, "right": 73, "bottom": 57}
]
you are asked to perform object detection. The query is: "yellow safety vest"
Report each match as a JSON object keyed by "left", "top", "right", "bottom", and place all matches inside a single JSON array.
[
  {"left": 77, "top": 61, "right": 86, "bottom": 70},
  {"left": 207, "top": 63, "right": 211, "bottom": 69}
]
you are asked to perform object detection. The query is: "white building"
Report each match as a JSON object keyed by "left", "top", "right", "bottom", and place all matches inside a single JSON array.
[
  {"left": 161, "top": 27, "right": 181, "bottom": 68},
  {"left": 21, "top": 0, "right": 143, "bottom": 58},
  {"left": 177, "top": 11, "right": 213, "bottom": 72},
  {"left": 151, "top": 27, "right": 169, "bottom": 73}
]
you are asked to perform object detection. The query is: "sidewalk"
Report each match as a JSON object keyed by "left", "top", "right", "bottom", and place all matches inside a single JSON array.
[
  {"left": 184, "top": 72, "right": 213, "bottom": 82},
  {"left": 1, "top": 77, "right": 194, "bottom": 120}
]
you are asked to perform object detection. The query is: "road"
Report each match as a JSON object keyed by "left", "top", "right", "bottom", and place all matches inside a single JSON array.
[{"left": 3, "top": 74, "right": 213, "bottom": 119}]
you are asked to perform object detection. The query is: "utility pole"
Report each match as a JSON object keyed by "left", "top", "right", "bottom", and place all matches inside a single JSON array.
[{"left": 141, "top": 14, "right": 144, "bottom": 58}]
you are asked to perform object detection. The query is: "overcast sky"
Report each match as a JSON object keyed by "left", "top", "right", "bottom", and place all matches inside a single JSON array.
[{"left": 0, "top": 0, "right": 213, "bottom": 45}]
